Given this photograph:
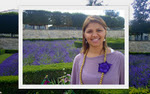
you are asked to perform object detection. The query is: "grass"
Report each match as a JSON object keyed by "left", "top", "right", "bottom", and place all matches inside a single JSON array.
[{"left": 0, "top": 54, "right": 12, "bottom": 64}]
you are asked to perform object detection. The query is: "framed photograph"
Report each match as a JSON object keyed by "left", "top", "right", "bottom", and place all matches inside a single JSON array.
[{"left": 19, "top": 5, "right": 129, "bottom": 89}]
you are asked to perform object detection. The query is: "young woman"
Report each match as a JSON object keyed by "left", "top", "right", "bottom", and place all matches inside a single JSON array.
[{"left": 71, "top": 15, "right": 124, "bottom": 84}]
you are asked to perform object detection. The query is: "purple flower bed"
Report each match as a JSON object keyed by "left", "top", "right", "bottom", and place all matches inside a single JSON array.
[
  {"left": 0, "top": 40, "right": 150, "bottom": 88},
  {"left": 0, "top": 53, "right": 18, "bottom": 76},
  {"left": 23, "top": 40, "right": 80, "bottom": 65},
  {"left": 129, "top": 55, "right": 150, "bottom": 88}
]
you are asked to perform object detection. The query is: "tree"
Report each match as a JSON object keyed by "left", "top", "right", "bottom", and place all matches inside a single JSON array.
[
  {"left": 51, "top": 11, "right": 62, "bottom": 27},
  {"left": 71, "top": 13, "right": 87, "bottom": 28},
  {"left": 0, "top": 12, "right": 18, "bottom": 37},
  {"left": 61, "top": 12, "right": 72, "bottom": 27},
  {"left": 101, "top": 16, "right": 124, "bottom": 29},
  {"left": 116, "top": 17, "right": 124, "bottom": 29},
  {"left": 23, "top": 10, "right": 51, "bottom": 29},
  {"left": 130, "top": 20, "right": 150, "bottom": 34},
  {"left": 130, "top": 0, "right": 150, "bottom": 40},
  {"left": 23, "top": 10, "right": 124, "bottom": 29},
  {"left": 86, "top": 0, "right": 103, "bottom": 6},
  {"left": 105, "top": 10, "right": 119, "bottom": 18},
  {"left": 132, "top": 0, "right": 150, "bottom": 23}
]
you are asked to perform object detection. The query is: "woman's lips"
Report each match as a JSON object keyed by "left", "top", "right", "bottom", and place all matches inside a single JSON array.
[{"left": 91, "top": 38, "right": 100, "bottom": 43}]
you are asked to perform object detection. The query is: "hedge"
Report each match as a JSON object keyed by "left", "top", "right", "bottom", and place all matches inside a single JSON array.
[
  {"left": 0, "top": 49, "right": 5, "bottom": 55},
  {"left": 107, "top": 42, "right": 124, "bottom": 49},
  {"left": 0, "top": 49, "right": 18, "bottom": 54},
  {"left": 129, "top": 52, "right": 150, "bottom": 55},
  {"left": 23, "top": 38, "right": 82, "bottom": 41},
  {"left": 0, "top": 76, "right": 18, "bottom": 84},
  {"left": 0, "top": 77, "right": 150, "bottom": 93},
  {"left": 23, "top": 62, "right": 73, "bottom": 84},
  {"left": 0, "top": 76, "right": 18, "bottom": 94},
  {"left": 106, "top": 38, "right": 124, "bottom": 43},
  {"left": 0, "top": 77, "right": 149, "bottom": 94},
  {"left": 5, "top": 49, "right": 18, "bottom": 53},
  {"left": 74, "top": 41, "right": 82, "bottom": 48},
  {"left": 74, "top": 41, "right": 124, "bottom": 49}
]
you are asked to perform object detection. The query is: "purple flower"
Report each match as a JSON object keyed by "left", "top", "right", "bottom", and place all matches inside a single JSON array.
[
  {"left": 98, "top": 61, "right": 112, "bottom": 74},
  {"left": 0, "top": 53, "right": 18, "bottom": 76},
  {"left": 23, "top": 40, "right": 80, "bottom": 65},
  {"left": 44, "top": 80, "right": 50, "bottom": 84}
]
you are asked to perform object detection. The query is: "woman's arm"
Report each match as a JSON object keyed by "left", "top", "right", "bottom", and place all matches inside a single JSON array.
[
  {"left": 119, "top": 53, "right": 124, "bottom": 84},
  {"left": 70, "top": 54, "right": 80, "bottom": 84}
]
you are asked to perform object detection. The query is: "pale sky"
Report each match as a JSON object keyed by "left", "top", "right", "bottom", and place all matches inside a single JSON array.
[{"left": 0, "top": 0, "right": 134, "bottom": 19}]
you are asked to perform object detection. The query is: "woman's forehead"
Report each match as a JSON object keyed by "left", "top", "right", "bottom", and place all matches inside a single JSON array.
[{"left": 86, "top": 22, "right": 105, "bottom": 29}]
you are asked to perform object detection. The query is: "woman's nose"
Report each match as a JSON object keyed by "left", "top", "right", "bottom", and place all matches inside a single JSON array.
[{"left": 92, "top": 31, "right": 98, "bottom": 37}]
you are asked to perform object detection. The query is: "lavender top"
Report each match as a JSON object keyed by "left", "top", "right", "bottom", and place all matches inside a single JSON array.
[{"left": 70, "top": 51, "right": 124, "bottom": 84}]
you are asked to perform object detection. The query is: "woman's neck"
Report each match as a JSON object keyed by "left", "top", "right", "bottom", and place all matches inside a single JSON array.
[{"left": 87, "top": 46, "right": 104, "bottom": 57}]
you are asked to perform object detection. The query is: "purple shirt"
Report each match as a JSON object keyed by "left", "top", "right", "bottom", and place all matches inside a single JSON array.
[{"left": 71, "top": 51, "right": 124, "bottom": 84}]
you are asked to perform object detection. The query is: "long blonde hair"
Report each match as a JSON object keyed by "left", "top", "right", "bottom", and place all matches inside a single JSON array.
[{"left": 80, "top": 15, "right": 108, "bottom": 54}]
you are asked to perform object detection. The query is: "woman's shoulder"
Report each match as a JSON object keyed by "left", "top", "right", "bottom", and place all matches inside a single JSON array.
[
  {"left": 73, "top": 53, "right": 84, "bottom": 65},
  {"left": 114, "top": 51, "right": 124, "bottom": 56},
  {"left": 113, "top": 51, "right": 124, "bottom": 61},
  {"left": 74, "top": 53, "right": 84, "bottom": 61},
  {"left": 109, "top": 50, "right": 124, "bottom": 59}
]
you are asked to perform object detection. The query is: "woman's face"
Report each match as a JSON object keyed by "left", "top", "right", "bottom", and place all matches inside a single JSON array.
[{"left": 84, "top": 22, "right": 106, "bottom": 48}]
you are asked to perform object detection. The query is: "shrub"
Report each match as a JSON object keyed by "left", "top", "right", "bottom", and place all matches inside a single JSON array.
[
  {"left": 23, "top": 38, "right": 82, "bottom": 41},
  {"left": 0, "top": 76, "right": 150, "bottom": 93},
  {"left": 129, "top": 52, "right": 150, "bottom": 55},
  {"left": 5, "top": 49, "right": 18, "bottom": 54},
  {"left": 129, "top": 87, "right": 150, "bottom": 94},
  {"left": 0, "top": 76, "right": 18, "bottom": 84},
  {"left": 74, "top": 41, "right": 124, "bottom": 49},
  {"left": 0, "top": 49, "right": 5, "bottom": 55},
  {"left": 107, "top": 42, "right": 124, "bottom": 49},
  {"left": 74, "top": 41, "right": 82, "bottom": 48},
  {"left": 23, "top": 62, "right": 73, "bottom": 84}
]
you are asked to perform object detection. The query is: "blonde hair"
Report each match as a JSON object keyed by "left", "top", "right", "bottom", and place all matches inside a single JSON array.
[{"left": 81, "top": 15, "right": 108, "bottom": 54}]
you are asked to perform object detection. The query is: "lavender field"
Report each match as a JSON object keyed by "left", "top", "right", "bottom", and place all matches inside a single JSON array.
[
  {"left": 129, "top": 55, "right": 150, "bottom": 87},
  {"left": 23, "top": 40, "right": 80, "bottom": 65},
  {"left": 0, "top": 40, "right": 150, "bottom": 88}
]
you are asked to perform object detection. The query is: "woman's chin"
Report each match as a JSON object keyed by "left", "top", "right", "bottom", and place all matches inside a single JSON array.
[{"left": 90, "top": 43, "right": 101, "bottom": 48}]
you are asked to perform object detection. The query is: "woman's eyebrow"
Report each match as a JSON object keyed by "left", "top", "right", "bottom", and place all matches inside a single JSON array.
[
  {"left": 96, "top": 27, "right": 103, "bottom": 29},
  {"left": 86, "top": 28, "right": 92, "bottom": 31}
]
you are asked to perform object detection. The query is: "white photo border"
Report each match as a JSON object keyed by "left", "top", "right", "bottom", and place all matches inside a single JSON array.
[{"left": 19, "top": 5, "right": 129, "bottom": 89}]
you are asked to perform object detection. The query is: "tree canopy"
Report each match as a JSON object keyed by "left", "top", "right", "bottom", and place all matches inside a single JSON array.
[
  {"left": 23, "top": 10, "right": 124, "bottom": 29},
  {"left": 86, "top": 0, "right": 103, "bottom": 6},
  {"left": 105, "top": 10, "right": 119, "bottom": 18},
  {"left": 130, "top": 0, "right": 150, "bottom": 36},
  {"left": 23, "top": 10, "right": 51, "bottom": 26},
  {"left": 0, "top": 12, "right": 18, "bottom": 36},
  {"left": 132, "top": 0, "right": 150, "bottom": 23}
]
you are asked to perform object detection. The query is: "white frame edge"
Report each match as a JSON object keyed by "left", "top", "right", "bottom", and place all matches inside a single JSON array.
[{"left": 19, "top": 5, "right": 129, "bottom": 89}]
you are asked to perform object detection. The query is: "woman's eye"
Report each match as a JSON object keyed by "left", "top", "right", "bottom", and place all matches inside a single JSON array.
[
  {"left": 97, "top": 30, "right": 102, "bottom": 32},
  {"left": 87, "top": 30, "right": 92, "bottom": 33}
]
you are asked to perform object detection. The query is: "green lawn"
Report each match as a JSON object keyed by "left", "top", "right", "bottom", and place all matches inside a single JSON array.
[{"left": 0, "top": 54, "right": 12, "bottom": 64}]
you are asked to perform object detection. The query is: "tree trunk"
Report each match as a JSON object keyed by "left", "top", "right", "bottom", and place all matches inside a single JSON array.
[
  {"left": 11, "top": 33, "right": 13, "bottom": 38},
  {"left": 141, "top": 33, "right": 143, "bottom": 41}
]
